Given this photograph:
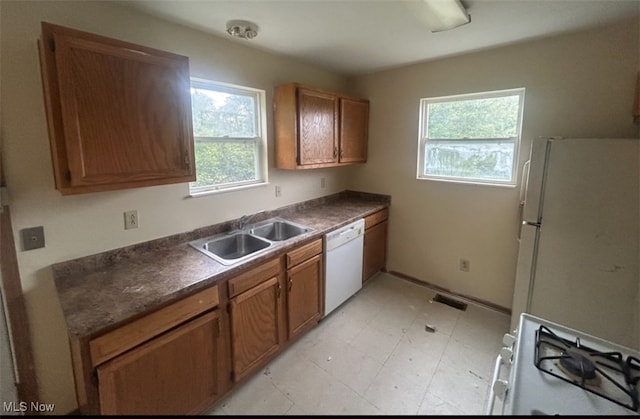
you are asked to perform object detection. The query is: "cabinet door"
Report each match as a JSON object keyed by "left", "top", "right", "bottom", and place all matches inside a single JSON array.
[
  {"left": 97, "top": 310, "right": 223, "bottom": 415},
  {"left": 363, "top": 220, "right": 388, "bottom": 283},
  {"left": 297, "top": 88, "right": 339, "bottom": 165},
  {"left": 229, "top": 276, "right": 282, "bottom": 382},
  {"left": 287, "top": 254, "right": 323, "bottom": 340},
  {"left": 339, "top": 97, "right": 369, "bottom": 163},
  {"left": 40, "top": 22, "right": 195, "bottom": 194}
]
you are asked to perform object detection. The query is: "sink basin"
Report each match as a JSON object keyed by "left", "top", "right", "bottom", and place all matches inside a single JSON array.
[
  {"left": 189, "top": 218, "right": 313, "bottom": 265},
  {"left": 190, "top": 233, "right": 272, "bottom": 265},
  {"left": 250, "top": 219, "right": 313, "bottom": 241}
]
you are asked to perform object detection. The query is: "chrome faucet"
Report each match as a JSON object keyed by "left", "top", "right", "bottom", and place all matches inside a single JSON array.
[{"left": 239, "top": 210, "right": 266, "bottom": 230}]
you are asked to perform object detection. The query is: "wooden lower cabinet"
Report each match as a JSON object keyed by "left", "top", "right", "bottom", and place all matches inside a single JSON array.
[
  {"left": 363, "top": 210, "right": 389, "bottom": 283},
  {"left": 229, "top": 275, "right": 283, "bottom": 382},
  {"left": 287, "top": 253, "right": 323, "bottom": 339},
  {"left": 97, "top": 310, "right": 224, "bottom": 415},
  {"left": 73, "top": 238, "right": 329, "bottom": 415}
]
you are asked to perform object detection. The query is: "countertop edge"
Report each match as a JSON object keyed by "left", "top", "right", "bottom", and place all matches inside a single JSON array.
[{"left": 53, "top": 190, "right": 390, "bottom": 339}]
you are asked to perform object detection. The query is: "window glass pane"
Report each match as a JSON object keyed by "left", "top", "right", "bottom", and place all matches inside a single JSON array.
[
  {"left": 427, "top": 95, "right": 520, "bottom": 139},
  {"left": 191, "top": 140, "right": 257, "bottom": 188},
  {"left": 191, "top": 87, "right": 256, "bottom": 138},
  {"left": 423, "top": 140, "right": 515, "bottom": 182}
]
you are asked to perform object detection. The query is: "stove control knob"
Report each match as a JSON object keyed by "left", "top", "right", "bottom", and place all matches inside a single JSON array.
[
  {"left": 500, "top": 347, "right": 513, "bottom": 364},
  {"left": 502, "top": 333, "right": 516, "bottom": 346},
  {"left": 493, "top": 379, "right": 508, "bottom": 400}
]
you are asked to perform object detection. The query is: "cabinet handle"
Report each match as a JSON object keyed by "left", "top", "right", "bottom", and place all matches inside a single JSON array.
[
  {"left": 276, "top": 283, "right": 281, "bottom": 298},
  {"left": 288, "top": 278, "right": 293, "bottom": 292},
  {"left": 333, "top": 146, "right": 337, "bottom": 158}
]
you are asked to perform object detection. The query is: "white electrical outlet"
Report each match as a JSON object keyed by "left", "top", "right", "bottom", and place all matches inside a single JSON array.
[
  {"left": 275, "top": 185, "right": 281, "bottom": 197},
  {"left": 459, "top": 258, "right": 470, "bottom": 272},
  {"left": 124, "top": 210, "right": 139, "bottom": 230}
]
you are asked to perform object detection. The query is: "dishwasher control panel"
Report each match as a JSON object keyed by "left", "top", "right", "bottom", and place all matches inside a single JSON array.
[{"left": 325, "top": 219, "right": 365, "bottom": 251}]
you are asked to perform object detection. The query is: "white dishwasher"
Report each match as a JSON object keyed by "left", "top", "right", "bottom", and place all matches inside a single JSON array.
[{"left": 324, "top": 218, "right": 365, "bottom": 316}]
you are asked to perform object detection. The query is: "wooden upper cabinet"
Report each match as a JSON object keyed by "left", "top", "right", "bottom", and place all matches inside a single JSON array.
[
  {"left": 38, "top": 22, "right": 196, "bottom": 195},
  {"left": 274, "top": 83, "right": 369, "bottom": 169},
  {"left": 298, "top": 88, "right": 339, "bottom": 165},
  {"left": 339, "top": 97, "right": 369, "bottom": 163}
]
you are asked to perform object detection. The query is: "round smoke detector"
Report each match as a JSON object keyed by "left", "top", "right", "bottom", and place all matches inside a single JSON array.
[{"left": 225, "top": 20, "right": 259, "bottom": 40}]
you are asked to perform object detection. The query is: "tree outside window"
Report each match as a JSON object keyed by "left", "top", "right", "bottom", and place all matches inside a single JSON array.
[
  {"left": 189, "top": 79, "right": 267, "bottom": 194},
  {"left": 417, "top": 88, "right": 525, "bottom": 186}
]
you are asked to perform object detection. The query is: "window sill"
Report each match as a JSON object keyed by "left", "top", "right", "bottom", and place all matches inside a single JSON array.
[
  {"left": 416, "top": 176, "right": 517, "bottom": 188},
  {"left": 187, "top": 181, "right": 268, "bottom": 198}
]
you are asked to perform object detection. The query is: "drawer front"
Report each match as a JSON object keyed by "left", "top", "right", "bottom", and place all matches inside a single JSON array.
[
  {"left": 227, "top": 257, "right": 282, "bottom": 299},
  {"left": 286, "top": 238, "right": 323, "bottom": 268},
  {"left": 90, "top": 285, "right": 219, "bottom": 367},
  {"left": 364, "top": 208, "right": 388, "bottom": 230}
]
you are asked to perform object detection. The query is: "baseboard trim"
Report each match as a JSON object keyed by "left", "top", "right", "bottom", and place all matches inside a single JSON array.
[{"left": 385, "top": 270, "right": 512, "bottom": 316}]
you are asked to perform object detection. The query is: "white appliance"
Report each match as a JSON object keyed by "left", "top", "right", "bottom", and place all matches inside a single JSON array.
[
  {"left": 324, "top": 219, "right": 364, "bottom": 316},
  {"left": 511, "top": 137, "right": 639, "bottom": 350},
  {"left": 486, "top": 313, "right": 640, "bottom": 415}
]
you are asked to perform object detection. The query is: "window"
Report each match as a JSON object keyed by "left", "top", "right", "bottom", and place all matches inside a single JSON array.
[
  {"left": 189, "top": 78, "right": 267, "bottom": 194},
  {"left": 417, "top": 88, "right": 525, "bottom": 186}
]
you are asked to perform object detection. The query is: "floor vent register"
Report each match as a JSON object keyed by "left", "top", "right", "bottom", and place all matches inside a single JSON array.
[{"left": 432, "top": 293, "right": 468, "bottom": 311}]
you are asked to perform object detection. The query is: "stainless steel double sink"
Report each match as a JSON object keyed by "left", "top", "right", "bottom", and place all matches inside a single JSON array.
[{"left": 189, "top": 218, "right": 314, "bottom": 265}]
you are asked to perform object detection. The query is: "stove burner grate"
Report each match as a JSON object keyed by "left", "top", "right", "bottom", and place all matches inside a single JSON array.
[
  {"left": 558, "top": 348, "right": 597, "bottom": 380},
  {"left": 534, "top": 325, "right": 639, "bottom": 412}
]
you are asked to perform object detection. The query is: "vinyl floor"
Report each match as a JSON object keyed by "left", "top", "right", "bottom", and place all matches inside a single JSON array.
[{"left": 207, "top": 272, "right": 511, "bottom": 415}]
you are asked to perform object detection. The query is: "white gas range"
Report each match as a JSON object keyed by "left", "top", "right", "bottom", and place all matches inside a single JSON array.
[{"left": 486, "top": 313, "right": 640, "bottom": 415}]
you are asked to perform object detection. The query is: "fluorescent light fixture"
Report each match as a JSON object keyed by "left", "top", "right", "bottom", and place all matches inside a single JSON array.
[{"left": 420, "top": 0, "right": 470, "bottom": 32}]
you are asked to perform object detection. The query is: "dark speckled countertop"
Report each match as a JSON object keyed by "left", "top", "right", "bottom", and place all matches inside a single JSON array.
[{"left": 53, "top": 190, "right": 390, "bottom": 340}]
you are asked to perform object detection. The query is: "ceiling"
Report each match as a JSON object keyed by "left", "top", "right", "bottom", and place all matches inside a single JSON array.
[{"left": 121, "top": 0, "right": 640, "bottom": 76}]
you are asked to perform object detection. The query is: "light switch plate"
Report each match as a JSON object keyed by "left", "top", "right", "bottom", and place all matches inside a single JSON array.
[{"left": 21, "top": 226, "right": 45, "bottom": 251}]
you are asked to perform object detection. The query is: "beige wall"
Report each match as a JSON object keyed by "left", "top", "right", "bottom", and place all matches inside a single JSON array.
[
  {"left": 1, "top": 0, "right": 350, "bottom": 413},
  {"left": 349, "top": 17, "right": 640, "bottom": 309}
]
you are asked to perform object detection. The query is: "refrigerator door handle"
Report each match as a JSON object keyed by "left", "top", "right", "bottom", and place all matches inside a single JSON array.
[
  {"left": 517, "top": 160, "right": 531, "bottom": 241},
  {"left": 523, "top": 220, "right": 541, "bottom": 228},
  {"left": 519, "top": 160, "right": 531, "bottom": 202}
]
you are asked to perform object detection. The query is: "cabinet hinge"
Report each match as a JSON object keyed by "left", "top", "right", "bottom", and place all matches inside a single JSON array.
[
  {"left": 49, "top": 38, "right": 55, "bottom": 52},
  {"left": 184, "top": 155, "right": 190, "bottom": 168}
]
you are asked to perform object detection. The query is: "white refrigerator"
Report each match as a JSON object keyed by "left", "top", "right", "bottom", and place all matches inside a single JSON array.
[{"left": 510, "top": 137, "right": 639, "bottom": 350}]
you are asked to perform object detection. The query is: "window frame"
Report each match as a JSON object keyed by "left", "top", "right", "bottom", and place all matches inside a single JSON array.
[
  {"left": 188, "top": 78, "right": 268, "bottom": 196},
  {"left": 416, "top": 88, "right": 525, "bottom": 187}
]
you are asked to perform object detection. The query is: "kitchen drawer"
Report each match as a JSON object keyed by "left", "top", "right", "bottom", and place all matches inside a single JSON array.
[
  {"left": 89, "top": 285, "right": 219, "bottom": 367},
  {"left": 227, "top": 257, "right": 282, "bottom": 298},
  {"left": 286, "top": 239, "right": 322, "bottom": 268},
  {"left": 364, "top": 208, "right": 388, "bottom": 229}
]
